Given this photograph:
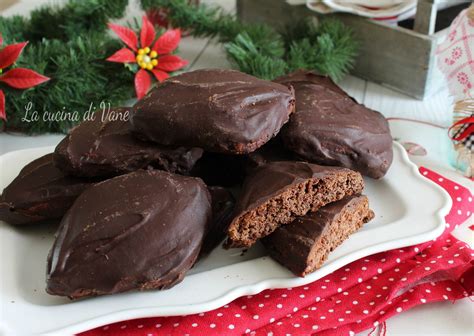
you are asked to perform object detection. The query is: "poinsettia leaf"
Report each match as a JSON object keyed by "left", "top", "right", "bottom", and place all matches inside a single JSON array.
[
  {"left": 0, "top": 68, "right": 50, "bottom": 89},
  {"left": 157, "top": 55, "right": 188, "bottom": 72},
  {"left": 151, "top": 69, "right": 169, "bottom": 82},
  {"left": 0, "top": 90, "right": 5, "bottom": 121},
  {"left": 0, "top": 42, "right": 28, "bottom": 69},
  {"left": 140, "top": 15, "right": 156, "bottom": 49},
  {"left": 108, "top": 23, "right": 138, "bottom": 52},
  {"left": 152, "top": 29, "right": 181, "bottom": 55},
  {"left": 106, "top": 48, "right": 136, "bottom": 63},
  {"left": 134, "top": 69, "right": 151, "bottom": 100},
  {"left": 0, "top": 35, "right": 3, "bottom": 47}
]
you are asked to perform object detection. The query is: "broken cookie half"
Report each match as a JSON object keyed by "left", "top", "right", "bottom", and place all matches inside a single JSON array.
[
  {"left": 225, "top": 161, "right": 364, "bottom": 248},
  {"left": 262, "top": 195, "right": 374, "bottom": 277}
]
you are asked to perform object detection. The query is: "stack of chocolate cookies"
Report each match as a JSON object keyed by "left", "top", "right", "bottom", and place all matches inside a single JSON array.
[{"left": 0, "top": 68, "right": 392, "bottom": 299}]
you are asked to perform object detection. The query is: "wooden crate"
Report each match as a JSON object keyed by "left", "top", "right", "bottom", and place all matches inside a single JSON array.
[{"left": 237, "top": 0, "right": 449, "bottom": 99}]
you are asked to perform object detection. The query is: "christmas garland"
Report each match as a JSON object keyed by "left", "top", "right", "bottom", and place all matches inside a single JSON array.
[{"left": 0, "top": 0, "right": 357, "bottom": 134}]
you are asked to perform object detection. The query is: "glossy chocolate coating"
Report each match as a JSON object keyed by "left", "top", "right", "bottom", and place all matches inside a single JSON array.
[
  {"left": 54, "top": 107, "right": 203, "bottom": 177},
  {"left": 190, "top": 140, "right": 295, "bottom": 188},
  {"left": 244, "top": 138, "right": 296, "bottom": 174},
  {"left": 0, "top": 154, "right": 95, "bottom": 226},
  {"left": 46, "top": 170, "right": 212, "bottom": 299},
  {"left": 191, "top": 152, "right": 247, "bottom": 187},
  {"left": 275, "top": 70, "right": 393, "bottom": 179},
  {"left": 200, "top": 186, "right": 236, "bottom": 256},
  {"left": 131, "top": 69, "right": 295, "bottom": 154}
]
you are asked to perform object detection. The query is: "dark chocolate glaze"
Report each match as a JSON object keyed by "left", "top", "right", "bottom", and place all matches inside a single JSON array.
[
  {"left": 232, "top": 161, "right": 363, "bottom": 219},
  {"left": 46, "top": 170, "right": 212, "bottom": 299},
  {"left": 191, "top": 152, "right": 247, "bottom": 187},
  {"left": 0, "top": 154, "right": 96, "bottom": 226},
  {"left": 274, "top": 70, "right": 393, "bottom": 179},
  {"left": 200, "top": 186, "right": 236, "bottom": 256},
  {"left": 131, "top": 69, "right": 296, "bottom": 154},
  {"left": 262, "top": 195, "right": 374, "bottom": 276},
  {"left": 244, "top": 137, "right": 296, "bottom": 174},
  {"left": 191, "top": 139, "right": 296, "bottom": 187},
  {"left": 54, "top": 107, "right": 203, "bottom": 177}
]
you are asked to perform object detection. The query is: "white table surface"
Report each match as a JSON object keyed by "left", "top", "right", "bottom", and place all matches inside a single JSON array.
[{"left": 1, "top": 1, "right": 473, "bottom": 335}]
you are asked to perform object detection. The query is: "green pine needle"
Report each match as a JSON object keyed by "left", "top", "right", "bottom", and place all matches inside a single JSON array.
[
  {"left": 286, "top": 18, "right": 358, "bottom": 81},
  {"left": 226, "top": 33, "right": 287, "bottom": 80}
]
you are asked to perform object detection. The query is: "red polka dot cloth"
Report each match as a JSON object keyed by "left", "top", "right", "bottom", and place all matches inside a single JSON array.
[{"left": 81, "top": 167, "right": 473, "bottom": 336}]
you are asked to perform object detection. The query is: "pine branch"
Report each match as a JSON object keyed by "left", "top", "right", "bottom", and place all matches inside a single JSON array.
[
  {"left": 281, "top": 17, "right": 320, "bottom": 48},
  {"left": 0, "top": 0, "right": 132, "bottom": 133},
  {"left": 286, "top": 18, "right": 358, "bottom": 81},
  {"left": 140, "top": 0, "right": 242, "bottom": 42},
  {"left": 0, "top": 16, "right": 28, "bottom": 42},
  {"left": 226, "top": 33, "right": 287, "bottom": 80},
  {"left": 243, "top": 25, "right": 285, "bottom": 59},
  {"left": 316, "top": 19, "right": 358, "bottom": 79},
  {"left": 2, "top": 33, "right": 134, "bottom": 133},
  {"left": 21, "top": 0, "right": 128, "bottom": 43}
]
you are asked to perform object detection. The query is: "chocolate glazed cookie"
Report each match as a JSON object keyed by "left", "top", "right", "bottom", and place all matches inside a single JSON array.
[
  {"left": 46, "top": 170, "right": 211, "bottom": 299},
  {"left": 274, "top": 70, "right": 393, "bottom": 179},
  {"left": 200, "top": 186, "right": 236, "bottom": 256},
  {"left": 54, "top": 107, "right": 203, "bottom": 177},
  {"left": 131, "top": 69, "right": 295, "bottom": 154},
  {"left": 0, "top": 154, "right": 96, "bottom": 226}
]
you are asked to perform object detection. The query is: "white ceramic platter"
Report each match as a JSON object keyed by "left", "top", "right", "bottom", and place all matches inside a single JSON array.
[{"left": 0, "top": 142, "right": 451, "bottom": 335}]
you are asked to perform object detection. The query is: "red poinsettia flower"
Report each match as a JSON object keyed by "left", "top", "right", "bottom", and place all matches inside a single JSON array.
[
  {"left": 106, "top": 15, "right": 188, "bottom": 99},
  {"left": 0, "top": 35, "right": 50, "bottom": 121}
]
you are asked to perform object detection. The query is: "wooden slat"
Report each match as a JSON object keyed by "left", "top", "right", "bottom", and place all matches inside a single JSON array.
[
  {"left": 336, "top": 13, "right": 436, "bottom": 99},
  {"left": 414, "top": 0, "right": 438, "bottom": 35}
]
